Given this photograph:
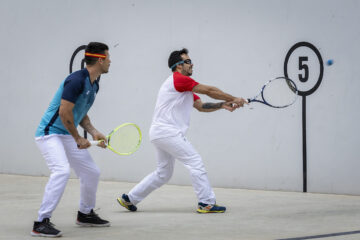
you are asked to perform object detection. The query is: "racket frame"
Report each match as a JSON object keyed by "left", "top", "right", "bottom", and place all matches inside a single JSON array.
[
  {"left": 248, "top": 76, "right": 298, "bottom": 108},
  {"left": 90, "top": 123, "right": 142, "bottom": 155}
]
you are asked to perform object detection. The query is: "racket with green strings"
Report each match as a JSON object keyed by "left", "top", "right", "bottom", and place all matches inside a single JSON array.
[{"left": 90, "top": 123, "right": 142, "bottom": 155}]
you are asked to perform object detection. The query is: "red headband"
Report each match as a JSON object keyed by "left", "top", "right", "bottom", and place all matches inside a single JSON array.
[{"left": 85, "top": 52, "right": 106, "bottom": 59}]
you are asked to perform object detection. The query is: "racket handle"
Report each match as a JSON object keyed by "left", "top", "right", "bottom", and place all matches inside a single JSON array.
[
  {"left": 247, "top": 98, "right": 251, "bottom": 103},
  {"left": 231, "top": 99, "right": 250, "bottom": 107},
  {"left": 76, "top": 140, "right": 104, "bottom": 148},
  {"left": 89, "top": 140, "right": 100, "bottom": 146}
]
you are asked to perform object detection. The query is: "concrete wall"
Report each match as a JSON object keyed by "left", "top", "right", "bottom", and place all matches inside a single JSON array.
[{"left": 1, "top": 0, "right": 359, "bottom": 195}]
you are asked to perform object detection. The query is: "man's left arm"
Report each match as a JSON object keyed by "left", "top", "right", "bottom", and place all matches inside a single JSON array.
[{"left": 80, "top": 115, "right": 107, "bottom": 147}]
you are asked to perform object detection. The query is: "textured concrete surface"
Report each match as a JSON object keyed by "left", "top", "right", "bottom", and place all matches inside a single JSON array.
[{"left": 1, "top": 174, "right": 360, "bottom": 240}]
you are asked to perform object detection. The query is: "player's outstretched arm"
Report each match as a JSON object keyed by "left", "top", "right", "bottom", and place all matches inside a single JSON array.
[{"left": 192, "top": 84, "right": 247, "bottom": 107}]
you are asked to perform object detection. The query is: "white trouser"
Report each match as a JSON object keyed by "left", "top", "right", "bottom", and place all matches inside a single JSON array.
[
  {"left": 35, "top": 134, "right": 100, "bottom": 221},
  {"left": 128, "top": 133, "right": 216, "bottom": 205}
]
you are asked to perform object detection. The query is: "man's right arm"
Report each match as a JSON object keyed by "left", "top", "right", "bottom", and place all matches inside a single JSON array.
[{"left": 59, "top": 99, "right": 90, "bottom": 149}]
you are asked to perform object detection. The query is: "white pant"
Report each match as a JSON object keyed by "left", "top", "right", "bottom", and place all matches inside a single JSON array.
[
  {"left": 129, "top": 134, "right": 216, "bottom": 205},
  {"left": 35, "top": 134, "right": 100, "bottom": 221}
]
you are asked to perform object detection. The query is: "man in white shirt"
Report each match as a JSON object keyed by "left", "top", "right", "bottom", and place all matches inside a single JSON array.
[{"left": 118, "top": 48, "right": 247, "bottom": 213}]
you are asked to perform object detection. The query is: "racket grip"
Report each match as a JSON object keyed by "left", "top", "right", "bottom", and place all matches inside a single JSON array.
[
  {"left": 231, "top": 99, "right": 250, "bottom": 107},
  {"left": 247, "top": 98, "right": 251, "bottom": 103},
  {"left": 89, "top": 140, "right": 100, "bottom": 146}
]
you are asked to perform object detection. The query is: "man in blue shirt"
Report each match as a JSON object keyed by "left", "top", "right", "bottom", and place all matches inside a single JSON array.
[{"left": 32, "top": 42, "right": 111, "bottom": 237}]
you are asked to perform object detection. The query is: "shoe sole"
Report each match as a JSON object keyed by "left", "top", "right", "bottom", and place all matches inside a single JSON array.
[
  {"left": 76, "top": 221, "right": 111, "bottom": 227},
  {"left": 31, "top": 231, "right": 62, "bottom": 237},
  {"left": 117, "top": 198, "right": 137, "bottom": 212},
  {"left": 196, "top": 209, "right": 226, "bottom": 213}
]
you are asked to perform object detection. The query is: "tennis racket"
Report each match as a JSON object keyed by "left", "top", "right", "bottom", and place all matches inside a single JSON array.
[
  {"left": 246, "top": 76, "right": 298, "bottom": 108},
  {"left": 90, "top": 123, "right": 142, "bottom": 155}
]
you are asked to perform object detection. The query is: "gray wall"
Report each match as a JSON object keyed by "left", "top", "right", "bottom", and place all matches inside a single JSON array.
[{"left": 1, "top": 0, "right": 359, "bottom": 195}]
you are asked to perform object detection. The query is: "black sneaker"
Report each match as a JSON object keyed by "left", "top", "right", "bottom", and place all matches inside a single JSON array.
[
  {"left": 31, "top": 218, "right": 62, "bottom": 237},
  {"left": 76, "top": 209, "right": 110, "bottom": 227},
  {"left": 197, "top": 202, "right": 226, "bottom": 213}
]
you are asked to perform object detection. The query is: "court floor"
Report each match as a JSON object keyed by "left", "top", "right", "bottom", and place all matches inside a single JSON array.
[{"left": 1, "top": 174, "right": 360, "bottom": 240}]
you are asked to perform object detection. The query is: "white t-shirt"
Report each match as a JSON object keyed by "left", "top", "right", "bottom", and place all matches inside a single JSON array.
[{"left": 149, "top": 72, "right": 200, "bottom": 141}]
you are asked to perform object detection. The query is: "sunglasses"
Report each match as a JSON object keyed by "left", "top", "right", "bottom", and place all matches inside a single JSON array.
[
  {"left": 183, "top": 59, "right": 192, "bottom": 65},
  {"left": 170, "top": 59, "right": 193, "bottom": 69}
]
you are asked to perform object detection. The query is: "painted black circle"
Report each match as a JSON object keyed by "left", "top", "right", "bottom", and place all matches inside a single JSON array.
[
  {"left": 69, "top": 45, "right": 101, "bottom": 82},
  {"left": 69, "top": 45, "right": 86, "bottom": 74},
  {"left": 284, "top": 42, "right": 323, "bottom": 97}
]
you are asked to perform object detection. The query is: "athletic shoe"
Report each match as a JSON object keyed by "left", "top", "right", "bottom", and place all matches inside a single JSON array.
[
  {"left": 31, "top": 218, "right": 62, "bottom": 237},
  {"left": 197, "top": 202, "right": 226, "bottom": 213},
  {"left": 117, "top": 193, "right": 137, "bottom": 212},
  {"left": 76, "top": 209, "right": 110, "bottom": 227}
]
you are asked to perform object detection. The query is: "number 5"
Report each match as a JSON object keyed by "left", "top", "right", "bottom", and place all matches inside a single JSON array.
[{"left": 298, "top": 56, "right": 309, "bottom": 82}]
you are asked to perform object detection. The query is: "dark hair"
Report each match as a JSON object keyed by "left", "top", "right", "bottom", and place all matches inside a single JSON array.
[
  {"left": 168, "top": 48, "right": 189, "bottom": 72},
  {"left": 85, "top": 42, "right": 109, "bottom": 65}
]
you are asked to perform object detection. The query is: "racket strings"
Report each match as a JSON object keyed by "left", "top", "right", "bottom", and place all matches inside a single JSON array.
[
  {"left": 108, "top": 125, "right": 141, "bottom": 154},
  {"left": 262, "top": 78, "right": 298, "bottom": 107}
]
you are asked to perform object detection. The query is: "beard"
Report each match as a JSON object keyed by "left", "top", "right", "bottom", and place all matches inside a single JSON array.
[
  {"left": 182, "top": 68, "right": 192, "bottom": 76},
  {"left": 102, "top": 66, "right": 109, "bottom": 74}
]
